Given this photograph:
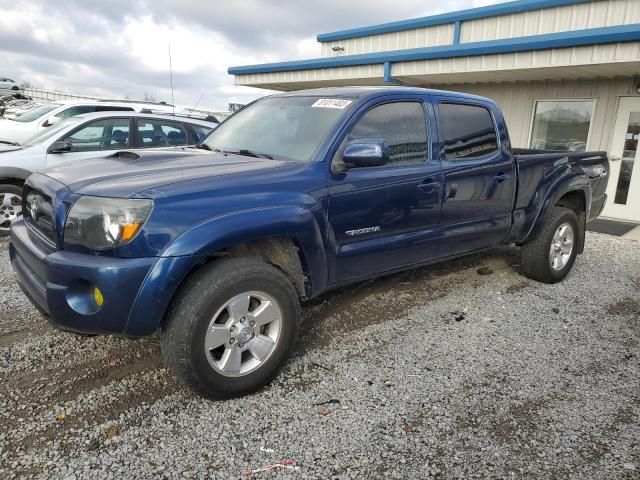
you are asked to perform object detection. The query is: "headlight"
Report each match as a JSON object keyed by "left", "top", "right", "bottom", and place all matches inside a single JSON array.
[{"left": 64, "top": 196, "right": 153, "bottom": 250}]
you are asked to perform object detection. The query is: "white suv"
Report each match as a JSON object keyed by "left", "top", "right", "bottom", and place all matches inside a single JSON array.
[
  {"left": 0, "top": 111, "right": 217, "bottom": 235},
  {"left": 0, "top": 100, "right": 178, "bottom": 144}
]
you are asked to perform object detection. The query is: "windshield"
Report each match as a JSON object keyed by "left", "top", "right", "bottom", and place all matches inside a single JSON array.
[
  {"left": 14, "top": 103, "right": 61, "bottom": 123},
  {"left": 202, "top": 96, "right": 354, "bottom": 161},
  {"left": 20, "top": 117, "right": 82, "bottom": 147}
]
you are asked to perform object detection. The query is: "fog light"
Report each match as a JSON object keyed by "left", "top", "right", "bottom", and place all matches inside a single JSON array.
[{"left": 93, "top": 287, "right": 104, "bottom": 307}]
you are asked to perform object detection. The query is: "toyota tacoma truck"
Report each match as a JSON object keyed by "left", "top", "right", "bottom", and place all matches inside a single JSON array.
[{"left": 9, "top": 87, "right": 609, "bottom": 398}]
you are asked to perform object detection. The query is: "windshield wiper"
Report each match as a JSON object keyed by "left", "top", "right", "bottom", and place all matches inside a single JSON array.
[
  {"left": 194, "top": 143, "right": 212, "bottom": 151},
  {"left": 0, "top": 140, "right": 20, "bottom": 146},
  {"left": 224, "top": 148, "right": 274, "bottom": 160}
]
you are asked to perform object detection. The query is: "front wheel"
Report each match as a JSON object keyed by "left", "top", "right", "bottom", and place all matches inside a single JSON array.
[
  {"left": 161, "top": 257, "right": 301, "bottom": 399},
  {"left": 520, "top": 206, "right": 580, "bottom": 283},
  {"left": 0, "top": 184, "right": 23, "bottom": 237}
]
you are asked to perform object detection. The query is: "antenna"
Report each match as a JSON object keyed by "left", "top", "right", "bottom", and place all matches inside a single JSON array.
[
  {"left": 168, "top": 43, "right": 175, "bottom": 117},
  {"left": 191, "top": 92, "right": 205, "bottom": 112}
]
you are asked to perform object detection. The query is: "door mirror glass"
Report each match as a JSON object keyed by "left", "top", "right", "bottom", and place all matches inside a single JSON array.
[
  {"left": 343, "top": 138, "right": 389, "bottom": 168},
  {"left": 48, "top": 140, "right": 72, "bottom": 154}
]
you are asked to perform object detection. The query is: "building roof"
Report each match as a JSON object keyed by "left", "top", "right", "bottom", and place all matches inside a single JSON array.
[
  {"left": 316, "top": 0, "right": 591, "bottom": 42},
  {"left": 229, "top": 23, "right": 640, "bottom": 76}
]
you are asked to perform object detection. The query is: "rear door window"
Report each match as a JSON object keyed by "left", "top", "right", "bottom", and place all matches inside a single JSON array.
[
  {"left": 136, "top": 119, "right": 188, "bottom": 147},
  {"left": 439, "top": 103, "right": 499, "bottom": 160}
]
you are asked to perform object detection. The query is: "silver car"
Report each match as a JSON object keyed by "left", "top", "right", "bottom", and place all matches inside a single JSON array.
[{"left": 0, "top": 111, "right": 218, "bottom": 235}]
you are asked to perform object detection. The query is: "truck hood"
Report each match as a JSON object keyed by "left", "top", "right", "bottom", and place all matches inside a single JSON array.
[{"left": 43, "top": 149, "right": 293, "bottom": 198}]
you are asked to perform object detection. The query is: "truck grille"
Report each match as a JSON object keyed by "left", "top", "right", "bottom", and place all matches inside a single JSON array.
[{"left": 24, "top": 188, "right": 56, "bottom": 243}]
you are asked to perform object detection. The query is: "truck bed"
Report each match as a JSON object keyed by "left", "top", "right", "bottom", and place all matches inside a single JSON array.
[{"left": 512, "top": 148, "right": 609, "bottom": 221}]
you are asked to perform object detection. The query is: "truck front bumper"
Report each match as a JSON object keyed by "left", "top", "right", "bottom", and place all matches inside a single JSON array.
[{"left": 10, "top": 220, "right": 160, "bottom": 336}]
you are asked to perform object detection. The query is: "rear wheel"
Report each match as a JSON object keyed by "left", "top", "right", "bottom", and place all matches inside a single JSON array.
[
  {"left": 520, "top": 206, "right": 579, "bottom": 283},
  {"left": 0, "top": 184, "right": 23, "bottom": 237},
  {"left": 161, "top": 257, "right": 301, "bottom": 399}
]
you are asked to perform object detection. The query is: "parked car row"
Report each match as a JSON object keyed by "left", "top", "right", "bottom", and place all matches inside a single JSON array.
[
  {"left": 2, "top": 101, "right": 44, "bottom": 121},
  {"left": 0, "top": 94, "right": 34, "bottom": 118},
  {"left": 0, "top": 110, "right": 218, "bottom": 234},
  {"left": 0, "top": 100, "right": 183, "bottom": 143}
]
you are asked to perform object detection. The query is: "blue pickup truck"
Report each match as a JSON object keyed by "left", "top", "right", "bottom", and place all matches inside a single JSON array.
[{"left": 10, "top": 87, "right": 609, "bottom": 398}]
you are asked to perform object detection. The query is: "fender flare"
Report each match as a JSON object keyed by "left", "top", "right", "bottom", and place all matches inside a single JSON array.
[
  {"left": 124, "top": 206, "right": 327, "bottom": 335},
  {"left": 523, "top": 172, "right": 590, "bottom": 244}
]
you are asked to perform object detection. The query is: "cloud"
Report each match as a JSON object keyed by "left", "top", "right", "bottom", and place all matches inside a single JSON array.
[{"left": 0, "top": 0, "right": 503, "bottom": 110}]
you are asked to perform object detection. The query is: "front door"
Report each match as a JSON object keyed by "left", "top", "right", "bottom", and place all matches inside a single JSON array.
[
  {"left": 327, "top": 99, "right": 442, "bottom": 283},
  {"left": 45, "top": 118, "right": 132, "bottom": 169},
  {"left": 602, "top": 97, "right": 640, "bottom": 222}
]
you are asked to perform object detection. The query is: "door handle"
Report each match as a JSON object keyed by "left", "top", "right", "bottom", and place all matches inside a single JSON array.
[
  {"left": 417, "top": 181, "right": 440, "bottom": 194},
  {"left": 493, "top": 172, "right": 511, "bottom": 183}
]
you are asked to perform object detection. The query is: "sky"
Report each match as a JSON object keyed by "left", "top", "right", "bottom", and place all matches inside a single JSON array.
[{"left": 0, "top": 0, "right": 505, "bottom": 111}]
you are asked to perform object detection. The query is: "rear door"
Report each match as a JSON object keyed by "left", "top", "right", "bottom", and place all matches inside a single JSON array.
[
  {"left": 435, "top": 100, "right": 515, "bottom": 255},
  {"left": 327, "top": 97, "right": 443, "bottom": 283},
  {"left": 134, "top": 118, "right": 191, "bottom": 148}
]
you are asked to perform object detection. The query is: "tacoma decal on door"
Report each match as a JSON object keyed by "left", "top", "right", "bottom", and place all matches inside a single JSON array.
[{"left": 345, "top": 226, "right": 381, "bottom": 236}]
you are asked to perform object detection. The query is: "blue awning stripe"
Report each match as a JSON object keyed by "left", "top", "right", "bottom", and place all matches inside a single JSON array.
[{"left": 229, "top": 23, "right": 640, "bottom": 76}]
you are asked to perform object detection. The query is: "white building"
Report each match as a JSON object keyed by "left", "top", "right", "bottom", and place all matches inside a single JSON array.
[{"left": 230, "top": 0, "right": 640, "bottom": 223}]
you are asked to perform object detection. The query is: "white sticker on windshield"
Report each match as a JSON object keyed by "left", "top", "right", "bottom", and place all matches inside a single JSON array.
[{"left": 312, "top": 98, "right": 352, "bottom": 109}]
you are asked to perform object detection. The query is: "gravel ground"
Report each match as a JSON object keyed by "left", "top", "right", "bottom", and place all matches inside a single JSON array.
[{"left": 0, "top": 232, "right": 638, "bottom": 479}]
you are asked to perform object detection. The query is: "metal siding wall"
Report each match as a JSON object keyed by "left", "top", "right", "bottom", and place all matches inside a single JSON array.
[
  {"left": 432, "top": 78, "right": 637, "bottom": 150},
  {"left": 392, "top": 42, "right": 640, "bottom": 77},
  {"left": 320, "top": 24, "right": 454, "bottom": 57},
  {"left": 461, "top": 0, "right": 640, "bottom": 43},
  {"left": 235, "top": 64, "right": 385, "bottom": 87}
]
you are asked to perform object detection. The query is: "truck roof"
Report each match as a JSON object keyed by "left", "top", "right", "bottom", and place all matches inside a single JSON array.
[{"left": 273, "top": 86, "right": 496, "bottom": 104}]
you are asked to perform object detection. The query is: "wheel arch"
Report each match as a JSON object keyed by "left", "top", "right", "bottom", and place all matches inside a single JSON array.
[
  {"left": 522, "top": 173, "right": 590, "bottom": 252},
  {"left": 124, "top": 206, "right": 327, "bottom": 335},
  {"left": 0, "top": 167, "right": 32, "bottom": 188}
]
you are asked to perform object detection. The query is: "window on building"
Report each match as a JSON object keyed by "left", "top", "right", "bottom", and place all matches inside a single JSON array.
[
  {"left": 439, "top": 103, "right": 499, "bottom": 160},
  {"left": 347, "top": 102, "right": 429, "bottom": 166},
  {"left": 529, "top": 100, "right": 594, "bottom": 152}
]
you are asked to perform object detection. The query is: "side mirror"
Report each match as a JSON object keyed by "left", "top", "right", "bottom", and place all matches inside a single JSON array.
[
  {"left": 343, "top": 138, "right": 389, "bottom": 168},
  {"left": 42, "top": 116, "right": 60, "bottom": 128},
  {"left": 48, "top": 140, "right": 72, "bottom": 154}
]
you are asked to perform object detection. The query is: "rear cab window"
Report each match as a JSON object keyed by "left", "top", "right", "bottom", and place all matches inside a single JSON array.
[{"left": 438, "top": 102, "right": 499, "bottom": 160}]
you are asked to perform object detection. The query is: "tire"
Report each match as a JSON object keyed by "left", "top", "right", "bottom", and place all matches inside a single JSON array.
[
  {"left": 520, "top": 206, "right": 580, "bottom": 284},
  {"left": 161, "top": 257, "right": 301, "bottom": 399},
  {"left": 0, "top": 184, "right": 23, "bottom": 237}
]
